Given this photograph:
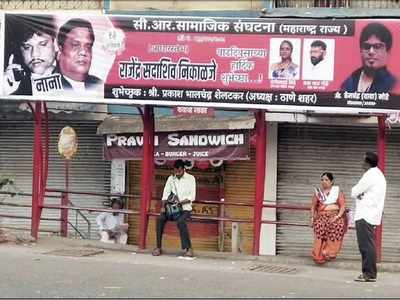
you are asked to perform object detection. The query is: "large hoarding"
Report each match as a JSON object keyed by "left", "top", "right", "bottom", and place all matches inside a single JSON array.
[{"left": 2, "top": 13, "right": 400, "bottom": 113}]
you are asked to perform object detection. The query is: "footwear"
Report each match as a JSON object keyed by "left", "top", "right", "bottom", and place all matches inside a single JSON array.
[
  {"left": 183, "top": 248, "right": 194, "bottom": 258},
  {"left": 325, "top": 255, "right": 336, "bottom": 261},
  {"left": 313, "top": 259, "right": 326, "bottom": 265},
  {"left": 152, "top": 248, "right": 162, "bottom": 256},
  {"left": 354, "top": 274, "right": 376, "bottom": 282}
]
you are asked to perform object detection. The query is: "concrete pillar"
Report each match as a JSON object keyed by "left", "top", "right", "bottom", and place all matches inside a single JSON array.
[{"left": 259, "top": 122, "right": 277, "bottom": 255}]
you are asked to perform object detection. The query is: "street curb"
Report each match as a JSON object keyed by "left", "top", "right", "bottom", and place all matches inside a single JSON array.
[{"left": 36, "top": 236, "right": 400, "bottom": 273}]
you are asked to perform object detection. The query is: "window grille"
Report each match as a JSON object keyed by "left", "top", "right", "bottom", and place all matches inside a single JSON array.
[{"left": 274, "top": 0, "right": 400, "bottom": 8}]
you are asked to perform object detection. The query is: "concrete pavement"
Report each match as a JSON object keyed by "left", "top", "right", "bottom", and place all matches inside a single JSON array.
[
  {"left": 0, "top": 236, "right": 399, "bottom": 298},
  {"left": 38, "top": 235, "right": 400, "bottom": 273}
]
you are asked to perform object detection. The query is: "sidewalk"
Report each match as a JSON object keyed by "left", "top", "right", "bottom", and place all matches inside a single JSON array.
[{"left": 35, "top": 236, "right": 400, "bottom": 273}]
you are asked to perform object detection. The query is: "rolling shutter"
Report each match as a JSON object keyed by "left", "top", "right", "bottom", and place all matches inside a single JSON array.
[
  {"left": 277, "top": 124, "right": 375, "bottom": 260},
  {"left": 127, "top": 151, "right": 256, "bottom": 254},
  {"left": 383, "top": 127, "right": 400, "bottom": 262},
  {"left": 277, "top": 123, "right": 400, "bottom": 262},
  {"left": 127, "top": 162, "right": 221, "bottom": 251},
  {"left": 223, "top": 148, "right": 256, "bottom": 254},
  {"left": 0, "top": 120, "right": 110, "bottom": 238}
]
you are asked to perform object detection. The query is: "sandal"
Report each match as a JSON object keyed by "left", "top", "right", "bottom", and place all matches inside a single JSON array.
[
  {"left": 152, "top": 248, "right": 162, "bottom": 256},
  {"left": 183, "top": 248, "right": 194, "bottom": 258}
]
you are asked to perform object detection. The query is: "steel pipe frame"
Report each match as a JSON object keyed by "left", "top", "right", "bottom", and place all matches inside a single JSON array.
[
  {"left": 253, "top": 110, "right": 267, "bottom": 256},
  {"left": 28, "top": 102, "right": 382, "bottom": 258},
  {"left": 29, "top": 101, "right": 49, "bottom": 240},
  {"left": 138, "top": 106, "right": 155, "bottom": 250}
]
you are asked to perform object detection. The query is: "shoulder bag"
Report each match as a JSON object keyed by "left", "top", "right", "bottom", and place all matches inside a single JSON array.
[{"left": 165, "top": 179, "right": 183, "bottom": 221}]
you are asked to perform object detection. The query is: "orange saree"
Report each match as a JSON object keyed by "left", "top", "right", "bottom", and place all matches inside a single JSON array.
[{"left": 311, "top": 189, "right": 347, "bottom": 264}]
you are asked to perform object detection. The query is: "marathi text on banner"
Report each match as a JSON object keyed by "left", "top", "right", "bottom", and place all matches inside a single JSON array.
[{"left": 3, "top": 13, "right": 400, "bottom": 113}]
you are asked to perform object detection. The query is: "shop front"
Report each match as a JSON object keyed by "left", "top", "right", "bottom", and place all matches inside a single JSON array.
[
  {"left": 261, "top": 114, "right": 400, "bottom": 262},
  {"left": 1, "top": 13, "right": 399, "bottom": 260},
  {"left": 0, "top": 103, "right": 110, "bottom": 237},
  {"left": 97, "top": 115, "right": 259, "bottom": 253}
]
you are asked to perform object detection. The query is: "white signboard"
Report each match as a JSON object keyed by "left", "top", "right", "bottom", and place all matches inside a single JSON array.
[{"left": 110, "top": 159, "right": 126, "bottom": 194}]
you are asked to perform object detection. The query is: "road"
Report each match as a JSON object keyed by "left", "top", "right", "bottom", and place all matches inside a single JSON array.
[{"left": 0, "top": 243, "right": 399, "bottom": 298}]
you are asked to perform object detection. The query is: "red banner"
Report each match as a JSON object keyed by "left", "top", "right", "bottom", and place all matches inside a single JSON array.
[{"left": 3, "top": 14, "right": 400, "bottom": 113}]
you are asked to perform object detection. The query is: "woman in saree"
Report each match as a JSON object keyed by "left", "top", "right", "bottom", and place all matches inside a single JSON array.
[
  {"left": 270, "top": 40, "right": 299, "bottom": 80},
  {"left": 311, "top": 172, "right": 347, "bottom": 264}
]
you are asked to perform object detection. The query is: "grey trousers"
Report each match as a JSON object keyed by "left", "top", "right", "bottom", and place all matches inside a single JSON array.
[
  {"left": 156, "top": 211, "right": 192, "bottom": 250},
  {"left": 356, "top": 219, "right": 377, "bottom": 279}
]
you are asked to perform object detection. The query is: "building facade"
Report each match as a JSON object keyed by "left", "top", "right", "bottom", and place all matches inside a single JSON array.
[{"left": 1, "top": 0, "right": 399, "bottom": 261}]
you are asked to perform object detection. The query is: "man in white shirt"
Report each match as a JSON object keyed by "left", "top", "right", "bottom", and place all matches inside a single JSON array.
[
  {"left": 351, "top": 151, "right": 386, "bottom": 282},
  {"left": 302, "top": 40, "right": 334, "bottom": 81},
  {"left": 152, "top": 159, "right": 196, "bottom": 257},
  {"left": 56, "top": 18, "right": 103, "bottom": 97},
  {"left": 96, "top": 198, "right": 128, "bottom": 244}
]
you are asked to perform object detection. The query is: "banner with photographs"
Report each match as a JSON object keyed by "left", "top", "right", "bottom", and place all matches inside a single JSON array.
[
  {"left": 103, "top": 129, "right": 250, "bottom": 160},
  {"left": 2, "top": 13, "right": 400, "bottom": 113}
]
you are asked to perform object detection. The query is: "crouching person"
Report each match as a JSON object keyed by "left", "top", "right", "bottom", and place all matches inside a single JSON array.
[
  {"left": 152, "top": 160, "right": 196, "bottom": 257},
  {"left": 96, "top": 198, "right": 128, "bottom": 244}
]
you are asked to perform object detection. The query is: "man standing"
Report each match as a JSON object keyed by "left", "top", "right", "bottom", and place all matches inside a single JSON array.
[
  {"left": 96, "top": 198, "right": 128, "bottom": 244},
  {"left": 302, "top": 39, "right": 333, "bottom": 81},
  {"left": 341, "top": 22, "right": 396, "bottom": 93},
  {"left": 3, "top": 14, "right": 57, "bottom": 95},
  {"left": 152, "top": 160, "right": 196, "bottom": 257},
  {"left": 56, "top": 18, "right": 103, "bottom": 97},
  {"left": 351, "top": 151, "right": 386, "bottom": 282}
]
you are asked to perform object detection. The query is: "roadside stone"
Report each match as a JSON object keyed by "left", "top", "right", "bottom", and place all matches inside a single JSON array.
[
  {"left": 0, "top": 229, "right": 36, "bottom": 244},
  {"left": 0, "top": 228, "right": 7, "bottom": 243}
]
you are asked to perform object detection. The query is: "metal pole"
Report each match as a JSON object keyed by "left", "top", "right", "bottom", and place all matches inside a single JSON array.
[
  {"left": 253, "top": 110, "right": 267, "bottom": 256},
  {"left": 138, "top": 105, "right": 155, "bottom": 250},
  {"left": 60, "top": 160, "right": 70, "bottom": 237},
  {"left": 147, "top": 110, "right": 155, "bottom": 214},
  {"left": 41, "top": 102, "right": 50, "bottom": 199},
  {"left": 31, "top": 102, "right": 43, "bottom": 239},
  {"left": 218, "top": 167, "right": 225, "bottom": 252},
  {"left": 376, "top": 116, "right": 386, "bottom": 263}
]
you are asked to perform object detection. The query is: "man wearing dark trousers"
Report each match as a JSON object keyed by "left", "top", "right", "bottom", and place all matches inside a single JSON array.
[
  {"left": 152, "top": 160, "right": 196, "bottom": 257},
  {"left": 351, "top": 151, "right": 386, "bottom": 282}
]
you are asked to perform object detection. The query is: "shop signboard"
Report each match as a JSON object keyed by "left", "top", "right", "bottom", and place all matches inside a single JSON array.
[{"left": 103, "top": 129, "right": 250, "bottom": 160}]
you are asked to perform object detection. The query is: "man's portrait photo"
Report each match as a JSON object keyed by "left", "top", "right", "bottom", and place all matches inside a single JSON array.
[
  {"left": 341, "top": 22, "right": 396, "bottom": 93},
  {"left": 3, "top": 14, "right": 59, "bottom": 96},
  {"left": 55, "top": 18, "right": 103, "bottom": 97},
  {"left": 302, "top": 39, "right": 335, "bottom": 81},
  {"left": 269, "top": 38, "right": 301, "bottom": 80},
  {"left": 3, "top": 14, "right": 115, "bottom": 100}
]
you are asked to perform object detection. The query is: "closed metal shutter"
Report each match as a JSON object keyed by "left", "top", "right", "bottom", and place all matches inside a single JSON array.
[
  {"left": 127, "top": 148, "right": 256, "bottom": 254},
  {"left": 276, "top": 123, "right": 376, "bottom": 260},
  {"left": 126, "top": 161, "right": 141, "bottom": 245},
  {"left": 277, "top": 123, "right": 400, "bottom": 262},
  {"left": 127, "top": 162, "right": 221, "bottom": 251},
  {"left": 0, "top": 120, "right": 110, "bottom": 238},
  {"left": 223, "top": 148, "right": 256, "bottom": 254},
  {"left": 384, "top": 128, "right": 400, "bottom": 262}
]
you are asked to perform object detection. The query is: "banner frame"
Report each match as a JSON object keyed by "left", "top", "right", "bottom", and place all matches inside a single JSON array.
[{"left": 2, "top": 12, "right": 400, "bottom": 115}]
